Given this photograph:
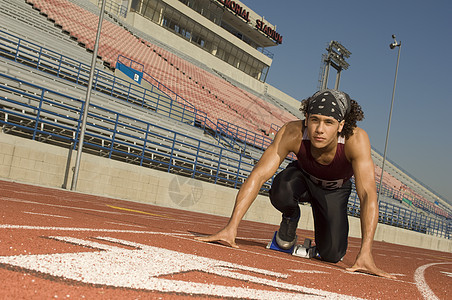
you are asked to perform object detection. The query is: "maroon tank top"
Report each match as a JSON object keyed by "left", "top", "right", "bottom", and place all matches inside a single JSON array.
[{"left": 296, "top": 131, "right": 353, "bottom": 189}]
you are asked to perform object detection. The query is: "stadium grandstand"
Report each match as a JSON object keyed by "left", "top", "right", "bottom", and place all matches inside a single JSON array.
[{"left": 0, "top": 0, "right": 450, "bottom": 243}]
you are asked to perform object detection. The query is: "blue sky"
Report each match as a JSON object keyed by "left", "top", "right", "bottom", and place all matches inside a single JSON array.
[{"left": 242, "top": 0, "right": 452, "bottom": 204}]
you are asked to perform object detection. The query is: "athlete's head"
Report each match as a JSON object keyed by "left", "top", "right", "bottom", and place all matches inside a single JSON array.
[{"left": 300, "top": 89, "right": 364, "bottom": 139}]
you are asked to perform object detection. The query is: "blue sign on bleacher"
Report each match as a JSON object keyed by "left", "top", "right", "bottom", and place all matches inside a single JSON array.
[{"left": 117, "top": 61, "right": 143, "bottom": 84}]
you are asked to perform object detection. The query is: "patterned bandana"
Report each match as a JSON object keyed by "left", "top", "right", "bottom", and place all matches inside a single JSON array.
[{"left": 306, "top": 89, "right": 351, "bottom": 122}]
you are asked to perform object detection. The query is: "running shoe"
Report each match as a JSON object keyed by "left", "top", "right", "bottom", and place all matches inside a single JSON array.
[{"left": 275, "top": 214, "right": 299, "bottom": 250}]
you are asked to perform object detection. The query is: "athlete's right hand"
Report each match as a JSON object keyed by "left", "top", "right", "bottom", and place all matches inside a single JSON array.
[{"left": 194, "top": 226, "right": 239, "bottom": 248}]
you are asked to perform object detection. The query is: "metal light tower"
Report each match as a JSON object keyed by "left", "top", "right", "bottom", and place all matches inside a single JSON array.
[
  {"left": 71, "top": 0, "right": 107, "bottom": 191},
  {"left": 318, "top": 41, "right": 351, "bottom": 90},
  {"left": 377, "top": 35, "right": 401, "bottom": 203}
]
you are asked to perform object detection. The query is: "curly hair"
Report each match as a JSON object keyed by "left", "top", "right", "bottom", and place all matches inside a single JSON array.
[{"left": 300, "top": 97, "right": 364, "bottom": 139}]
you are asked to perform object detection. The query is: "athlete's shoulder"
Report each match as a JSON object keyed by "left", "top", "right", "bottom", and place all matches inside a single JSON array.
[
  {"left": 346, "top": 127, "right": 369, "bottom": 143},
  {"left": 279, "top": 120, "right": 303, "bottom": 140},
  {"left": 272, "top": 120, "right": 303, "bottom": 153},
  {"left": 345, "top": 127, "right": 371, "bottom": 159},
  {"left": 284, "top": 120, "right": 303, "bottom": 132}
]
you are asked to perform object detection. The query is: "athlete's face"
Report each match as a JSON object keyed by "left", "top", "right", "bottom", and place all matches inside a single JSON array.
[{"left": 305, "top": 114, "right": 345, "bottom": 149}]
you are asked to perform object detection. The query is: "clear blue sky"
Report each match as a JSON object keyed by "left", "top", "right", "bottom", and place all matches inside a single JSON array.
[{"left": 242, "top": 0, "right": 452, "bottom": 204}]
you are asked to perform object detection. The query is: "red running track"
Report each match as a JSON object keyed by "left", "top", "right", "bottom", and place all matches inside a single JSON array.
[{"left": 0, "top": 180, "right": 450, "bottom": 299}]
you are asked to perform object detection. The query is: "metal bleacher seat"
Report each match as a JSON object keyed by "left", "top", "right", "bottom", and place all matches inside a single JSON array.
[
  {"left": 22, "top": 0, "right": 291, "bottom": 137},
  {"left": 0, "top": 0, "right": 94, "bottom": 64},
  {"left": 1, "top": 64, "right": 252, "bottom": 183},
  {"left": 7, "top": 45, "right": 241, "bottom": 160}
]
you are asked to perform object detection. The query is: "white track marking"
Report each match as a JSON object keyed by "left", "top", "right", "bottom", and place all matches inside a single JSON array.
[
  {"left": 342, "top": 271, "right": 408, "bottom": 283},
  {"left": 0, "top": 224, "right": 390, "bottom": 278},
  {"left": 290, "top": 269, "right": 328, "bottom": 274},
  {"left": 0, "top": 224, "right": 411, "bottom": 282},
  {"left": 0, "top": 224, "right": 239, "bottom": 239},
  {"left": 0, "top": 224, "right": 165, "bottom": 234},
  {"left": 1, "top": 197, "right": 164, "bottom": 219},
  {"left": 106, "top": 222, "right": 147, "bottom": 228},
  {"left": 23, "top": 211, "right": 71, "bottom": 219},
  {"left": 0, "top": 236, "right": 362, "bottom": 299},
  {"left": 414, "top": 262, "right": 452, "bottom": 300}
]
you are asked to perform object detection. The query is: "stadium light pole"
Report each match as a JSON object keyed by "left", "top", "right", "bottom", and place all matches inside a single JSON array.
[
  {"left": 71, "top": 0, "right": 107, "bottom": 191},
  {"left": 377, "top": 35, "right": 401, "bottom": 204}
]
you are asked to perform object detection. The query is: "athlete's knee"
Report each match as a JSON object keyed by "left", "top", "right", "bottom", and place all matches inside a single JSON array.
[
  {"left": 269, "top": 187, "right": 292, "bottom": 211},
  {"left": 269, "top": 175, "right": 291, "bottom": 205},
  {"left": 317, "top": 247, "right": 346, "bottom": 263},
  {"left": 320, "top": 252, "right": 344, "bottom": 263}
]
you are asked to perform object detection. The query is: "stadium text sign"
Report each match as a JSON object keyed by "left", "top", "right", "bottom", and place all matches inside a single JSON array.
[
  {"left": 217, "top": 0, "right": 250, "bottom": 21},
  {"left": 216, "top": 0, "right": 283, "bottom": 44},
  {"left": 255, "top": 19, "right": 283, "bottom": 44}
]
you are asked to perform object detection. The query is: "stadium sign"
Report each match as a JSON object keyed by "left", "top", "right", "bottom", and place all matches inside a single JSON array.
[
  {"left": 216, "top": 0, "right": 283, "bottom": 44},
  {"left": 216, "top": 0, "right": 250, "bottom": 22},
  {"left": 255, "top": 19, "right": 283, "bottom": 44}
]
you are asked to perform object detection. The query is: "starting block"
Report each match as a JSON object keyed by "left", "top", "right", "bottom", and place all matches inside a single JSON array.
[
  {"left": 292, "top": 238, "right": 315, "bottom": 258},
  {"left": 266, "top": 231, "right": 314, "bottom": 258},
  {"left": 266, "top": 231, "right": 297, "bottom": 254}
]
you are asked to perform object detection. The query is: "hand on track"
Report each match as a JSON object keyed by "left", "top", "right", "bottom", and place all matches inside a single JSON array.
[
  {"left": 346, "top": 251, "right": 396, "bottom": 279},
  {"left": 194, "top": 227, "right": 239, "bottom": 248}
]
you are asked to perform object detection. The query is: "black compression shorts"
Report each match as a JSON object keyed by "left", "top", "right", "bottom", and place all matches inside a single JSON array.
[{"left": 269, "top": 161, "right": 352, "bottom": 263}]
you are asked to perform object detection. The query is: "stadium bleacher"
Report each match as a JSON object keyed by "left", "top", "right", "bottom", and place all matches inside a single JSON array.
[
  {"left": 23, "top": 0, "right": 295, "bottom": 135},
  {"left": 0, "top": 0, "right": 449, "bottom": 237}
]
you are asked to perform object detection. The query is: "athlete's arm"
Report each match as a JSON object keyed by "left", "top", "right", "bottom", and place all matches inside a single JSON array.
[
  {"left": 195, "top": 121, "right": 302, "bottom": 247},
  {"left": 346, "top": 128, "right": 396, "bottom": 279}
]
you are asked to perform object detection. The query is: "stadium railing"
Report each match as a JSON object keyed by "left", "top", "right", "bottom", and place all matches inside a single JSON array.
[
  {"left": 0, "top": 72, "right": 269, "bottom": 190},
  {"left": 0, "top": 30, "right": 272, "bottom": 154},
  {"left": 117, "top": 55, "right": 277, "bottom": 152},
  {"left": 98, "top": 0, "right": 127, "bottom": 18},
  {"left": 348, "top": 191, "right": 449, "bottom": 239}
]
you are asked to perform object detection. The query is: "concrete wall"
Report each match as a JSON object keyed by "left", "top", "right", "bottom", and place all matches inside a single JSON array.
[{"left": 1, "top": 132, "right": 450, "bottom": 253}]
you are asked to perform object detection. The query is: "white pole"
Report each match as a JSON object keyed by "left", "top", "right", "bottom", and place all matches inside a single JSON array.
[
  {"left": 71, "top": 0, "right": 107, "bottom": 191},
  {"left": 377, "top": 35, "right": 401, "bottom": 204}
]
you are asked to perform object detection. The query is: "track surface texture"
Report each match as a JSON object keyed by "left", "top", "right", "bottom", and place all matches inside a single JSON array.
[{"left": 0, "top": 180, "right": 451, "bottom": 299}]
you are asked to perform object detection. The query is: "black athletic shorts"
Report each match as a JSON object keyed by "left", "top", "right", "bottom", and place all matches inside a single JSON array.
[{"left": 269, "top": 161, "right": 352, "bottom": 263}]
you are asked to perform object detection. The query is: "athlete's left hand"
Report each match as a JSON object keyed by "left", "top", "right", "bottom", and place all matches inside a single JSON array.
[{"left": 346, "top": 250, "right": 397, "bottom": 279}]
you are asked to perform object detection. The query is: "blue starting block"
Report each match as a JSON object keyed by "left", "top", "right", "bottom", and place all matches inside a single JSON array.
[
  {"left": 266, "top": 231, "right": 296, "bottom": 254},
  {"left": 266, "top": 231, "right": 315, "bottom": 258}
]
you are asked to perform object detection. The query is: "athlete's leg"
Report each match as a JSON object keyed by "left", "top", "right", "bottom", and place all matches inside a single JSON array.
[
  {"left": 269, "top": 162, "right": 311, "bottom": 249},
  {"left": 308, "top": 180, "right": 352, "bottom": 263},
  {"left": 269, "top": 161, "right": 310, "bottom": 219}
]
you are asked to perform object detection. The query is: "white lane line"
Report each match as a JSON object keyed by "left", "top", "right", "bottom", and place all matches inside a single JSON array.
[
  {"left": 23, "top": 211, "right": 71, "bottom": 219},
  {"left": 414, "top": 262, "right": 452, "bottom": 300},
  {"left": 0, "top": 224, "right": 175, "bottom": 234},
  {"left": 1, "top": 197, "right": 164, "bottom": 219},
  {"left": 106, "top": 222, "right": 147, "bottom": 228},
  {"left": 0, "top": 225, "right": 200, "bottom": 239},
  {"left": 290, "top": 269, "right": 328, "bottom": 274}
]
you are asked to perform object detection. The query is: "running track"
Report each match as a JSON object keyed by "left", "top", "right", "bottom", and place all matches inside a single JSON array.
[{"left": 0, "top": 180, "right": 450, "bottom": 299}]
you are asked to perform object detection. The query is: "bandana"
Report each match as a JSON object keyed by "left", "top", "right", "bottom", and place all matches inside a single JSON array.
[{"left": 306, "top": 89, "right": 351, "bottom": 122}]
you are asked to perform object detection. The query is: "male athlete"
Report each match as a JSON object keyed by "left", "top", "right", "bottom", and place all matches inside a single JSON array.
[{"left": 196, "top": 89, "right": 395, "bottom": 279}]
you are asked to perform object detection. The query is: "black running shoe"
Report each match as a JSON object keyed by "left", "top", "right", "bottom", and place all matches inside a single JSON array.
[{"left": 275, "top": 214, "right": 299, "bottom": 250}]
